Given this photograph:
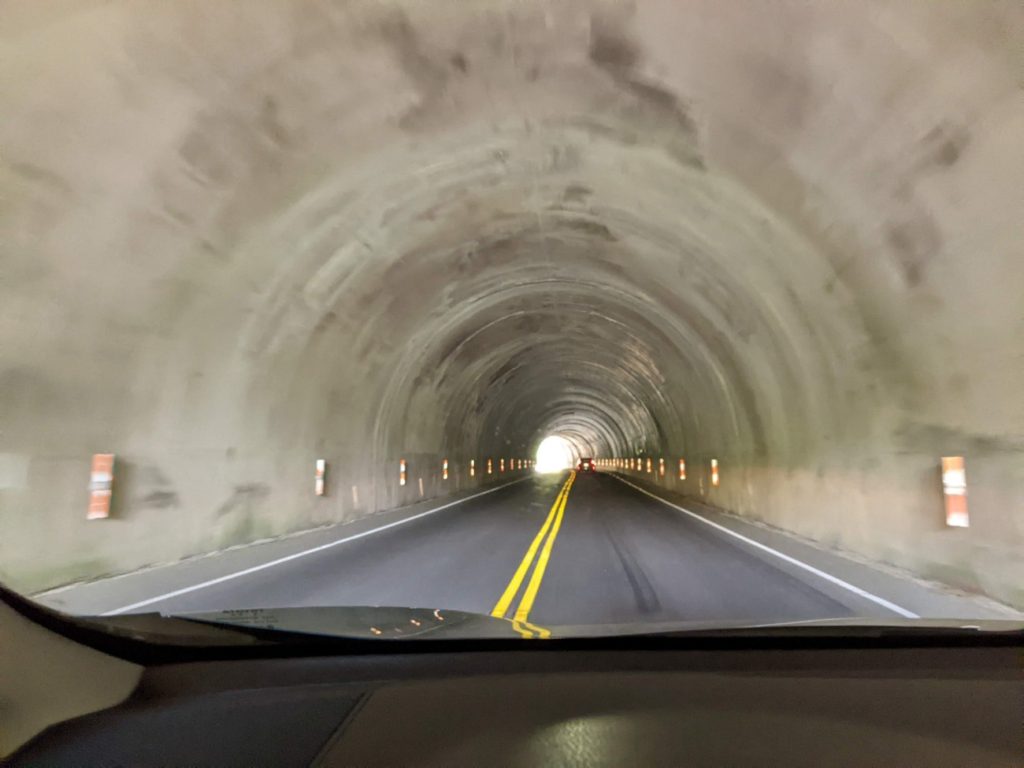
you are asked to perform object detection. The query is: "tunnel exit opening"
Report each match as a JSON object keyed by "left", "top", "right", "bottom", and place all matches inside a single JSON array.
[{"left": 534, "top": 436, "right": 575, "bottom": 474}]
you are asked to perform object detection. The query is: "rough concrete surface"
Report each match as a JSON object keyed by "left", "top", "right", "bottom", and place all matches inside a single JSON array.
[{"left": 1, "top": 1, "right": 1022, "bottom": 606}]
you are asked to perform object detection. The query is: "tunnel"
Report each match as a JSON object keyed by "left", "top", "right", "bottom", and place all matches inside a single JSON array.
[{"left": 1, "top": 0, "right": 1022, "bottom": 614}]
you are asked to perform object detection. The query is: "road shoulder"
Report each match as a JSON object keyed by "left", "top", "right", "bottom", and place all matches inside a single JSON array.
[
  {"left": 607, "top": 472, "right": 1021, "bottom": 621},
  {"left": 34, "top": 477, "right": 532, "bottom": 616}
]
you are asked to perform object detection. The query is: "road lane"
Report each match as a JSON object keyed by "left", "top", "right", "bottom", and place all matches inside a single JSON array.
[
  {"left": 59, "top": 469, "right": 932, "bottom": 627},
  {"left": 132, "top": 472, "right": 568, "bottom": 616},
  {"left": 529, "top": 472, "right": 855, "bottom": 627}
]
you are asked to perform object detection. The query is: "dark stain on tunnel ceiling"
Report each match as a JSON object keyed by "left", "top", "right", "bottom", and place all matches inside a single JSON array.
[{"left": 587, "top": 23, "right": 703, "bottom": 170}]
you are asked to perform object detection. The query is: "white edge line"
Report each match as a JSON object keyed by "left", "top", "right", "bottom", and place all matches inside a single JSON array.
[
  {"left": 101, "top": 477, "right": 531, "bottom": 616},
  {"left": 609, "top": 474, "right": 919, "bottom": 619}
]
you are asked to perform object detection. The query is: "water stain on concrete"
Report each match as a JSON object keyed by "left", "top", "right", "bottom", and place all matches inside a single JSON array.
[
  {"left": 919, "top": 122, "right": 970, "bottom": 169},
  {"left": 140, "top": 489, "right": 180, "bottom": 509},
  {"left": 564, "top": 218, "right": 616, "bottom": 241},
  {"left": 587, "top": 27, "right": 703, "bottom": 169},
  {"left": 216, "top": 483, "right": 271, "bottom": 517},
  {"left": 7, "top": 159, "right": 73, "bottom": 196},
  {"left": 377, "top": 11, "right": 449, "bottom": 131},
  {"left": 589, "top": 29, "right": 639, "bottom": 70},
  {"left": 259, "top": 95, "right": 289, "bottom": 147},
  {"left": 886, "top": 213, "right": 941, "bottom": 288},
  {"left": 562, "top": 184, "right": 593, "bottom": 204},
  {"left": 895, "top": 422, "right": 1024, "bottom": 454},
  {"left": 588, "top": 27, "right": 695, "bottom": 132}
]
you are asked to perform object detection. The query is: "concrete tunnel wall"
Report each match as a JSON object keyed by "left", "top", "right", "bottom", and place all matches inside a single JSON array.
[{"left": 1, "top": 0, "right": 1022, "bottom": 606}]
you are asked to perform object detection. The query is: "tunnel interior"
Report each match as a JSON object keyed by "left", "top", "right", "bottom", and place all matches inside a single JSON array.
[{"left": 1, "top": 1, "right": 1022, "bottom": 607}]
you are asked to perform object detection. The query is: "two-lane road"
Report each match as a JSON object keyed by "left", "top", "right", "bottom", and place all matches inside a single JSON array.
[{"left": 92, "top": 470, "right": 890, "bottom": 630}]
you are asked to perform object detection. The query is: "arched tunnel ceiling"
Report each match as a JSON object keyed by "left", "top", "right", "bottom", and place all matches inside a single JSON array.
[{"left": 2, "top": 0, "right": 1023, "bottom": 593}]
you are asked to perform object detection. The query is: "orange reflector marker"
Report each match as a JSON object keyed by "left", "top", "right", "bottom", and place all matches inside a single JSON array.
[
  {"left": 487, "top": 458, "right": 493, "bottom": 474},
  {"left": 400, "top": 459, "right": 407, "bottom": 486},
  {"left": 470, "top": 459, "right": 476, "bottom": 477},
  {"left": 659, "top": 458, "right": 665, "bottom": 477},
  {"left": 711, "top": 458, "right": 720, "bottom": 487},
  {"left": 500, "top": 458, "right": 505, "bottom": 473},
  {"left": 88, "top": 453, "right": 114, "bottom": 519},
  {"left": 442, "top": 458, "right": 449, "bottom": 480},
  {"left": 646, "top": 457, "right": 652, "bottom": 473},
  {"left": 315, "top": 459, "right": 327, "bottom": 496},
  {"left": 941, "top": 456, "right": 969, "bottom": 527},
  {"left": 678, "top": 458, "right": 686, "bottom": 480}
]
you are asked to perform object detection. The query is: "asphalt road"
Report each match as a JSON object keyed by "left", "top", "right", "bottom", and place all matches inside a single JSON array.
[{"left": 126, "top": 471, "right": 862, "bottom": 629}]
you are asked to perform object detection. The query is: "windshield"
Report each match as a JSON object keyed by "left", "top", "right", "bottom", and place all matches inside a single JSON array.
[{"left": 2, "top": 1, "right": 1022, "bottom": 642}]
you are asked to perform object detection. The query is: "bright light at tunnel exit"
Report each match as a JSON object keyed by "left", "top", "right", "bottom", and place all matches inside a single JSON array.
[{"left": 534, "top": 435, "right": 574, "bottom": 473}]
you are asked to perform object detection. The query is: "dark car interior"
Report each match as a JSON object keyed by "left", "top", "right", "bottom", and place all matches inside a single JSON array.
[{"left": 3, "top": 589, "right": 1021, "bottom": 767}]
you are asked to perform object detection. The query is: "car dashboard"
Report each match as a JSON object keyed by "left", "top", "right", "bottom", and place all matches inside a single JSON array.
[{"left": 7, "top": 635, "right": 1022, "bottom": 767}]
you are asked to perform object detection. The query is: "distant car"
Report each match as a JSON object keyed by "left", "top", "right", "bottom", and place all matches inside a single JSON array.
[{"left": 576, "top": 458, "right": 595, "bottom": 472}]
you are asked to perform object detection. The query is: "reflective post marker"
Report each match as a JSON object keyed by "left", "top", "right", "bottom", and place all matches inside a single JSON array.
[
  {"left": 470, "top": 459, "right": 476, "bottom": 477},
  {"left": 400, "top": 459, "right": 407, "bottom": 486},
  {"left": 315, "top": 459, "right": 326, "bottom": 496},
  {"left": 442, "top": 458, "right": 449, "bottom": 480},
  {"left": 678, "top": 458, "right": 686, "bottom": 480},
  {"left": 88, "top": 453, "right": 114, "bottom": 519},
  {"left": 659, "top": 458, "right": 665, "bottom": 477},
  {"left": 711, "top": 458, "right": 720, "bottom": 487},
  {"left": 942, "top": 456, "right": 968, "bottom": 527}
]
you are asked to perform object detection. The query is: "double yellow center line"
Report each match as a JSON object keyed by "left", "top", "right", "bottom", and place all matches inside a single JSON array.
[{"left": 490, "top": 470, "right": 576, "bottom": 638}]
